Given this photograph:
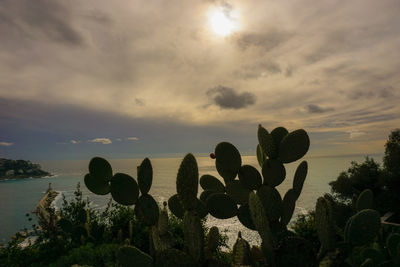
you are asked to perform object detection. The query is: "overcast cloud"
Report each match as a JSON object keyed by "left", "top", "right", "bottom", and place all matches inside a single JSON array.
[{"left": 1, "top": 0, "right": 399, "bottom": 158}]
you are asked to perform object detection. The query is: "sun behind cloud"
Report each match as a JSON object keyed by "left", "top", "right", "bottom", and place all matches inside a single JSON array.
[{"left": 207, "top": 6, "right": 239, "bottom": 37}]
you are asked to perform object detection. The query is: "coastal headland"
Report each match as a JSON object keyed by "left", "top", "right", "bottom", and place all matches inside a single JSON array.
[{"left": 0, "top": 158, "right": 51, "bottom": 180}]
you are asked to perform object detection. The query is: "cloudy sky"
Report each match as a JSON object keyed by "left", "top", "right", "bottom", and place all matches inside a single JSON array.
[{"left": 0, "top": 0, "right": 399, "bottom": 160}]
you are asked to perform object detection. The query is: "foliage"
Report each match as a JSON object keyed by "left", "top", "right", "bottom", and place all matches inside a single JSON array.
[
  {"left": 329, "top": 129, "right": 400, "bottom": 214},
  {"left": 48, "top": 243, "right": 119, "bottom": 267},
  {"left": 291, "top": 211, "right": 320, "bottom": 255},
  {"left": 329, "top": 157, "right": 384, "bottom": 199}
]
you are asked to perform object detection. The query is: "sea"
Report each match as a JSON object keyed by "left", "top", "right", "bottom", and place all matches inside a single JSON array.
[{"left": 0, "top": 155, "right": 379, "bottom": 247}]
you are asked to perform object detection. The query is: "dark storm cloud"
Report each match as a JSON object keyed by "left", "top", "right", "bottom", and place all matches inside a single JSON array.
[
  {"left": 306, "top": 104, "right": 334, "bottom": 114},
  {"left": 0, "top": 0, "right": 83, "bottom": 46},
  {"left": 207, "top": 86, "right": 256, "bottom": 109},
  {"left": 233, "top": 30, "right": 291, "bottom": 52}
]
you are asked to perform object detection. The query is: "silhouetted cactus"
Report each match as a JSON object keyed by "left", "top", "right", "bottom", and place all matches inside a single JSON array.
[
  {"left": 200, "top": 125, "right": 311, "bottom": 266},
  {"left": 387, "top": 233, "right": 400, "bottom": 265},
  {"left": 215, "top": 142, "right": 242, "bottom": 184},
  {"left": 345, "top": 209, "right": 381, "bottom": 246},
  {"left": 315, "top": 196, "right": 335, "bottom": 260},
  {"left": 238, "top": 165, "right": 262, "bottom": 190},
  {"left": 356, "top": 189, "right": 374, "bottom": 211},
  {"left": 232, "top": 232, "right": 251, "bottom": 266},
  {"left": 206, "top": 193, "right": 237, "bottom": 219},
  {"left": 138, "top": 158, "right": 153, "bottom": 195},
  {"left": 200, "top": 174, "right": 225, "bottom": 193},
  {"left": 205, "top": 226, "right": 220, "bottom": 259},
  {"left": 278, "top": 129, "right": 310, "bottom": 163},
  {"left": 168, "top": 153, "right": 206, "bottom": 264}
]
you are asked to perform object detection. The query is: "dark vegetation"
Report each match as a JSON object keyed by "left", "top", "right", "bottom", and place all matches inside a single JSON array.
[{"left": 0, "top": 126, "right": 399, "bottom": 266}]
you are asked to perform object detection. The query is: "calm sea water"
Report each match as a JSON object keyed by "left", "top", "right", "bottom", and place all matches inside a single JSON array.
[{"left": 0, "top": 155, "right": 378, "bottom": 246}]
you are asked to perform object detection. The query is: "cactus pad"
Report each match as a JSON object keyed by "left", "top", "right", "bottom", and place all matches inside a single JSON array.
[
  {"left": 257, "top": 144, "right": 266, "bottom": 168},
  {"left": 293, "top": 161, "right": 308, "bottom": 198},
  {"left": 232, "top": 233, "right": 251, "bottom": 266},
  {"left": 281, "top": 189, "right": 297, "bottom": 226},
  {"left": 248, "top": 192, "right": 275, "bottom": 262},
  {"left": 238, "top": 165, "right": 262, "bottom": 190},
  {"left": 135, "top": 194, "right": 159, "bottom": 226},
  {"left": 262, "top": 159, "right": 286, "bottom": 187},
  {"left": 183, "top": 211, "right": 204, "bottom": 263},
  {"left": 138, "top": 158, "right": 153, "bottom": 195},
  {"left": 200, "top": 175, "right": 225, "bottom": 192},
  {"left": 167, "top": 194, "right": 184, "bottom": 219},
  {"left": 88, "top": 157, "right": 113, "bottom": 181},
  {"left": 279, "top": 129, "right": 310, "bottom": 163},
  {"left": 315, "top": 197, "right": 335, "bottom": 250},
  {"left": 257, "top": 185, "right": 282, "bottom": 222},
  {"left": 199, "top": 190, "right": 216, "bottom": 202},
  {"left": 356, "top": 189, "right": 374, "bottom": 211},
  {"left": 110, "top": 173, "right": 139, "bottom": 205},
  {"left": 206, "top": 193, "right": 238, "bottom": 219},
  {"left": 84, "top": 173, "right": 110, "bottom": 195},
  {"left": 345, "top": 209, "right": 381, "bottom": 246},
  {"left": 206, "top": 226, "right": 220, "bottom": 253},
  {"left": 258, "top": 125, "right": 277, "bottom": 159},
  {"left": 237, "top": 204, "right": 256, "bottom": 230},
  {"left": 117, "top": 246, "right": 152, "bottom": 267},
  {"left": 386, "top": 233, "right": 400, "bottom": 261},
  {"left": 226, "top": 180, "right": 251, "bottom": 204},
  {"left": 215, "top": 142, "right": 242, "bottom": 184},
  {"left": 158, "top": 207, "right": 169, "bottom": 235},
  {"left": 271, "top": 127, "right": 288, "bottom": 150},
  {"left": 176, "top": 153, "right": 199, "bottom": 210},
  {"left": 195, "top": 198, "right": 208, "bottom": 218}
]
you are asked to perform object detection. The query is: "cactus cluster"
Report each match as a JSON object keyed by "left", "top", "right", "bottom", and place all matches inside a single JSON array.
[
  {"left": 195, "top": 125, "right": 311, "bottom": 266},
  {"left": 83, "top": 157, "right": 164, "bottom": 266},
  {"left": 314, "top": 189, "right": 400, "bottom": 266}
]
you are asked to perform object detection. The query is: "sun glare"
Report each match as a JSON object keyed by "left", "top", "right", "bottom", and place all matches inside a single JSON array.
[{"left": 208, "top": 7, "right": 239, "bottom": 37}]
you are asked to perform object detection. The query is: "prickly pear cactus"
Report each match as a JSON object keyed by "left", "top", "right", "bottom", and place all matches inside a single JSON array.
[
  {"left": 258, "top": 125, "right": 277, "bottom": 159},
  {"left": 176, "top": 153, "right": 199, "bottom": 211},
  {"left": 138, "top": 157, "right": 153, "bottom": 195},
  {"left": 315, "top": 196, "right": 336, "bottom": 260},
  {"left": 238, "top": 165, "right": 262, "bottom": 190},
  {"left": 206, "top": 193, "right": 237, "bottom": 219},
  {"left": 278, "top": 129, "right": 310, "bottom": 163},
  {"left": 387, "top": 233, "right": 400, "bottom": 265},
  {"left": 84, "top": 157, "right": 112, "bottom": 195},
  {"left": 356, "top": 189, "right": 374, "bottom": 212},
  {"left": 215, "top": 142, "right": 242, "bottom": 184},
  {"left": 183, "top": 210, "right": 204, "bottom": 263},
  {"left": 345, "top": 209, "right": 381, "bottom": 246},
  {"left": 232, "top": 232, "right": 251, "bottom": 266},
  {"left": 205, "top": 226, "right": 220, "bottom": 259}
]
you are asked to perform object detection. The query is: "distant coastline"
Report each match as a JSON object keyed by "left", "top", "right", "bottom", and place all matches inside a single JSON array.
[{"left": 0, "top": 158, "right": 52, "bottom": 180}]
